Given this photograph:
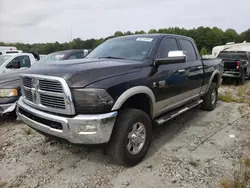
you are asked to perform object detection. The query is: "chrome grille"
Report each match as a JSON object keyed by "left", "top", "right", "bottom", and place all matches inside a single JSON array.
[
  {"left": 23, "top": 77, "right": 32, "bottom": 88},
  {"left": 24, "top": 89, "right": 33, "bottom": 102},
  {"left": 21, "top": 74, "right": 75, "bottom": 115},
  {"left": 40, "top": 94, "right": 65, "bottom": 109},
  {"left": 39, "top": 80, "right": 63, "bottom": 93}
]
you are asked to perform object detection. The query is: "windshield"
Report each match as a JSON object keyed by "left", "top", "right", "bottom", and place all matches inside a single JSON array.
[
  {"left": 86, "top": 36, "right": 156, "bottom": 61},
  {"left": 0, "top": 55, "right": 12, "bottom": 66},
  {"left": 217, "top": 51, "right": 248, "bottom": 60},
  {"left": 34, "top": 51, "right": 66, "bottom": 65}
]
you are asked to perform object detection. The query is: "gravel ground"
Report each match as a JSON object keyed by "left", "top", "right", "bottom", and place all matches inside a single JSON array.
[{"left": 0, "top": 80, "right": 250, "bottom": 188}]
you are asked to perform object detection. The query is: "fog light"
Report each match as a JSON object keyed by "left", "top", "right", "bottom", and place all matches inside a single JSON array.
[{"left": 79, "top": 125, "right": 98, "bottom": 134}]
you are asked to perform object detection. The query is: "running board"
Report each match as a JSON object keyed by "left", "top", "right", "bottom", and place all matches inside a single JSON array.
[{"left": 154, "top": 99, "right": 203, "bottom": 125}]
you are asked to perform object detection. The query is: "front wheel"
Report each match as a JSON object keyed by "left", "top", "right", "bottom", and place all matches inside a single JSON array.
[
  {"left": 201, "top": 82, "right": 218, "bottom": 111},
  {"left": 107, "top": 109, "right": 152, "bottom": 166}
]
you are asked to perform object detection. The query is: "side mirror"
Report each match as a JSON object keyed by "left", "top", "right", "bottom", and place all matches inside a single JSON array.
[
  {"left": 84, "top": 49, "right": 92, "bottom": 57},
  {"left": 7, "top": 60, "right": 21, "bottom": 69},
  {"left": 154, "top": 51, "right": 187, "bottom": 66}
]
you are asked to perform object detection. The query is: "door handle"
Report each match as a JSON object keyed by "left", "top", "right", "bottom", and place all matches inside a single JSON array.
[
  {"left": 197, "top": 66, "right": 203, "bottom": 69},
  {"left": 178, "top": 69, "right": 185, "bottom": 73}
]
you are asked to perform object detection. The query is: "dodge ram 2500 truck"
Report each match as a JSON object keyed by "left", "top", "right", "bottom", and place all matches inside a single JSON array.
[{"left": 17, "top": 34, "right": 223, "bottom": 166}]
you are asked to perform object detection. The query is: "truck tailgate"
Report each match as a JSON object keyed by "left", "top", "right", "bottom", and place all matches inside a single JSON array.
[{"left": 223, "top": 60, "right": 238, "bottom": 70}]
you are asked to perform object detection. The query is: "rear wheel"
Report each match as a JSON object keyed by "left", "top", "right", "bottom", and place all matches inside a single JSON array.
[
  {"left": 201, "top": 82, "right": 218, "bottom": 111},
  {"left": 107, "top": 109, "right": 152, "bottom": 166},
  {"left": 239, "top": 71, "right": 246, "bottom": 85}
]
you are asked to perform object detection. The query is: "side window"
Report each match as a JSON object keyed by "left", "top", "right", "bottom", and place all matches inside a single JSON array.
[
  {"left": 20, "top": 56, "right": 31, "bottom": 67},
  {"left": 68, "top": 53, "right": 85, "bottom": 60},
  {"left": 156, "top": 38, "right": 179, "bottom": 58},
  {"left": 0, "top": 52, "right": 2, "bottom": 55},
  {"left": 6, "top": 55, "right": 31, "bottom": 68},
  {"left": 179, "top": 39, "right": 197, "bottom": 61}
]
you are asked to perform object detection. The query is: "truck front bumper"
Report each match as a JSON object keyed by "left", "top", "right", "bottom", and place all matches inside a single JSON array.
[
  {"left": 0, "top": 103, "right": 16, "bottom": 115},
  {"left": 17, "top": 97, "right": 117, "bottom": 144}
]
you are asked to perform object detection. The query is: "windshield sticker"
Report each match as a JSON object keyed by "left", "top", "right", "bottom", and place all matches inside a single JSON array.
[{"left": 136, "top": 38, "right": 153, "bottom": 42}]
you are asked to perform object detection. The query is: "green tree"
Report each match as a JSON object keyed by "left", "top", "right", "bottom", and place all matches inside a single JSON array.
[
  {"left": 114, "top": 31, "right": 123, "bottom": 37},
  {"left": 148, "top": 29, "right": 157, "bottom": 34},
  {"left": 200, "top": 48, "right": 208, "bottom": 56},
  {"left": 135, "top": 30, "right": 146, "bottom": 34},
  {"left": 1, "top": 27, "right": 249, "bottom": 55},
  {"left": 124, "top": 31, "right": 133, "bottom": 35}
]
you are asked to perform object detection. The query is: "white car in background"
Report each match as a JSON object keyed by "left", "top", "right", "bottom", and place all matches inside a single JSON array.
[
  {"left": 0, "top": 53, "right": 36, "bottom": 75},
  {"left": 0, "top": 46, "right": 22, "bottom": 55}
]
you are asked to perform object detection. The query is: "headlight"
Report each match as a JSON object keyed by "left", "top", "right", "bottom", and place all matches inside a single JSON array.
[
  {"left": 72, "top": 88, "right": 114, "bottom": 114},
  {"left": 0, "top": 89, "right": 18, "bottom": 98}
]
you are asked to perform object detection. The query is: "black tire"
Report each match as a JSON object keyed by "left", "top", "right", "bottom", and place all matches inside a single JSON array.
[
  {"left": 7, "top": 110, "right": 17, "bottom": 120},
  {"left": 239, "top": 71, "right": 246, "bottom": 85},
  {"left": 107, "top": 108, "right": 152, "bottom": 167},
  {"left": 201, "top": 82, "right": 218, "bottom": 111}
]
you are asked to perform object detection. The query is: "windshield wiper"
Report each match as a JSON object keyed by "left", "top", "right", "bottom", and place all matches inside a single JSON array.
[{"left": 99, "top": 56, "right": 125, "bottom": 60}]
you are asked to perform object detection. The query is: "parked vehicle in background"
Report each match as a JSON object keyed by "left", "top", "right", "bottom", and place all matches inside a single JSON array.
[
  {"left": 17, "top": 34, "right": 223, "bottom": 166},
  {"left": 38, "top": 49, "right": 88, "bottom": 63},
  {"left": 0, "top": 53, "right": 36, "bottom": 75},
  {"left": 217, "top": 50, "right": 250, "bottom": 84},
  {"left": 212, "top": 41, "right": 250, "bottom": 57},
  {"left": 0, "top": 46, "right": 22, "bottom": 55},
  {"left": 0, "top": 49, "right": 88, "bottom": 117},
  {"left": 39, "top": 54, "right": 47, "bottom": 59}
]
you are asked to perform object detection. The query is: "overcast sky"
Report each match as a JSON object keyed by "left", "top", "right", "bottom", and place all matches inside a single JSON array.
[{"left": 0, "top": 0, "right": 249, "bottom": 43}]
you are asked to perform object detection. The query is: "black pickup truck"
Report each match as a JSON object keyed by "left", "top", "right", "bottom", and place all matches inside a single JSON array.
[
  {"left": 17, "top": 34, "right": 223, "bottom": 166},
  {"left": 217, "top": 50, "right": 250, "bottom": 84}
]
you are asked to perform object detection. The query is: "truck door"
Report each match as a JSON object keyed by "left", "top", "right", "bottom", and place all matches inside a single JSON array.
[
  {"left": 177, "top": 38, "right": 204, "bottom": 94},
  {"left": 152, "top": 37, "right": 190, "bottom": 116},
  {"left": 4, "top": 55, "right": 31, "bottom": 73},
  {"left": 152, "top": 37, "right": 204, "bottom": 117}
]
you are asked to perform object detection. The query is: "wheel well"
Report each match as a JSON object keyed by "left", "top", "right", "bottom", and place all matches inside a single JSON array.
[
  {"left": 120, "top": 94, "right": 151, "bottom": 117},
  {"left": 212, "top": 73, "right": 219, "bottom": 85}
]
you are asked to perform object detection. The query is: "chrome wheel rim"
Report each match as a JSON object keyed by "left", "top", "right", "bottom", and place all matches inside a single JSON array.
[
  {"left": 211, "top": 89, "right": 216, "bottom": 105},
  {"left": 127, "top": 122, "right": 146, "bottom": 155}
]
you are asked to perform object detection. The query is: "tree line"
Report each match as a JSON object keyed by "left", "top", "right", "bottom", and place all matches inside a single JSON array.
[{"left": 1, "top": 27, "right": 249, "bottom": 55}]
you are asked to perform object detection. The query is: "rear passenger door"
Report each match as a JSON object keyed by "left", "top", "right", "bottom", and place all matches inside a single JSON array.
[{"left": 177, "top": 38, "right": 204, "bottom": 95}]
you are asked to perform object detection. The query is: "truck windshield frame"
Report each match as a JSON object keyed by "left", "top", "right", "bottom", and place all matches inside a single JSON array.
[
  {"left": 86, "top": 36, "right": 156, "bottom": 61},
  {"left": 217, "top": 51, "right": 248, "bottom": 60}
]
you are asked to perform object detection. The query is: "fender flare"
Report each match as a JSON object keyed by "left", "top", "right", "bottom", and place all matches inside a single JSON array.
[
  {"left": 205, "top": 70, "right": 221, "bottom": 94},
  {"left": 111, "top": 86, "right": 156, "bottom": 118}
]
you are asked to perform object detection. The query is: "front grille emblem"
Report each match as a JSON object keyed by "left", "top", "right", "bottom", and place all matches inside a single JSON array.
[{"left": 31, "top": 78, "right": 39, "bottom": 104}]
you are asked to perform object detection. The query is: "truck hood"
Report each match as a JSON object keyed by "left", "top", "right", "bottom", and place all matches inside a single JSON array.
[
  {"left": 25, "top": 58, "right": 143, "bottom": 88},
  {"left": 0, "top": 70, "right": 26, "bottom": 88}
]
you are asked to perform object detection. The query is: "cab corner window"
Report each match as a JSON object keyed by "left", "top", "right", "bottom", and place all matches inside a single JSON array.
[{"left": 179, "top": 39, "right": 197, "bottom": 61}]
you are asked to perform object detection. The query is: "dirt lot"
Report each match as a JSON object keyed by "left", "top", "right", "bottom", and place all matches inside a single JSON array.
[{"left": 1, "top": 80, "right": 250, "bottom": 188}]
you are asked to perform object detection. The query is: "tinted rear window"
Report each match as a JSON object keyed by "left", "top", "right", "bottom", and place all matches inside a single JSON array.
[
  {"left": 217, "top": 51, "right": 247, "bottom": 60},
  {"left": 6, "top": 51, "right": 19, "bottom": 54}
]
